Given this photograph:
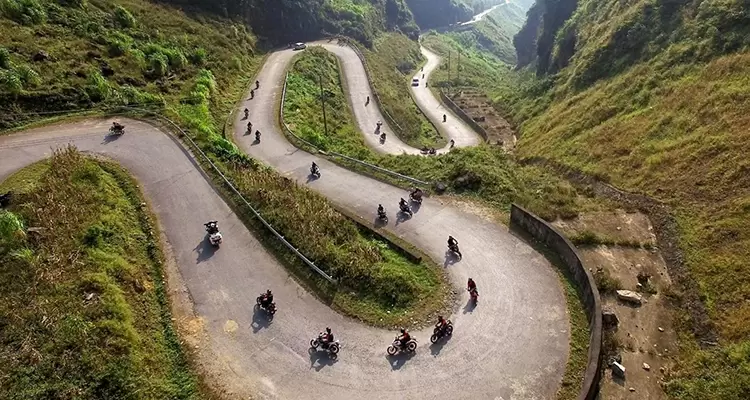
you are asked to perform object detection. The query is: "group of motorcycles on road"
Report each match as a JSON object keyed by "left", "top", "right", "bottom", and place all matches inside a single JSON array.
[
  {"left": 201, "top": 217, "right": 479, "bottom": 358},
  {"left": 194, "top": 75, "right": 482, "bottom": 360}
]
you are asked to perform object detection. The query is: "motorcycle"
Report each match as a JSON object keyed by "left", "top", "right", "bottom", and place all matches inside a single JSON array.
[
  {"left": 468, "top": 287, "right": 479, "bottom": 303},
  {"left": 430, "top": 321, "right": 454, "bottom": 343},
  {"left": 387, "top": 336, "right": 417, "bottom": 355},
  {"left": 377, "top": 210, "right": 388, "bottom": 223},
  {"left": 205, "top": 221, "right": 223, "bottom": 246},
  {"left": 448, "top": 243, "right": 462, "bottom": 259},
  {"left": 109, "top": 125, "right": 125, "bottom": 136},
  {"left": 399, "top": 203, "right": 413, "bottom": 217},
  {"left": 310, "top": 334, "right": 340, "bottom": 355},
  {"left": 256, "top": 295, "right": 277, "bottom": 315}
]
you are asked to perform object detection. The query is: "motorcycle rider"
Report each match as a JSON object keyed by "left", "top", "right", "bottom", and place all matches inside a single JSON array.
[
  {"left": 255, "top": 80, "right": 260, "bottom": 89},
  {"left": 255, "top": 130, "right": 261, "bottom": 141},
  {"left": 443, "top": 114, "right": 447, "bottom": 123},
  {"left": 435, "top": 315, "right": 448, "bottom": 334},
  {"left": 112, "top": 121, "right": 124, "bottom": 131},
  {"left": 311, "top": 161, "right": 319, "bottom": 175},
  {"left": 467, "top": 277, "right": 477, "bottom": 293},
  {"left": 204, "top": 221, "right": 219, "bottom": 234},
  {"left": 250, "top": 89, "right": 255, "bottom": 99},
  {"left": 244, "top": 108, "right": 249, "bottom": 118},
  {"left": 247, "top": 121, "right": 253, "bottom": 132},
  {"left": 260, "top": 289, "right": 273, "bottom": 309},
  {"left": 380, "top": 132, "right": 386, "bottom": 142},
  {"left": 448, "top": 235, "right": 458, "bottom": 250},
  {"left": 449, "top": 139, "right": 455, "bottom": 148},
  {"left": 377, "top": 204, "right": 386, "bottom": 218},
  {"left": 397, "top": 328, "right": 411, "bottom": 349},
  {"left": 399, "top": 198, "right": 409, "bottom": 211},
  {"left": 366, "top": 95, "right": 370, "bottom": 105},
  {"left": 320, "top": 327, "right": 334, "bottom": 348},
  {"left": 411, "top": 187, "right": 423, "bottom": 201}
]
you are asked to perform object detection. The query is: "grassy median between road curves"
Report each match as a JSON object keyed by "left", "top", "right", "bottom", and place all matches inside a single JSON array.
[
  {"left": 284, "top": 46, "right": 608, "bottom": 222},
  {"left": 0, "top": 147, "right": 208, "bottom": 399},
  {"left": 358, "top": 33, "right": 445, "bottom": 149}
]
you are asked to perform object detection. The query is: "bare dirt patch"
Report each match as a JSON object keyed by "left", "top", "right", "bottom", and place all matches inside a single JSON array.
[
  {"left": 553, "top": 209, "right": 657, "bottom": 246},
  {"left": 449, "top": 89, "right": 517, "bottom": 150},
  {"left": 554, "top": 210, "right": 677, "bottom": 398}
]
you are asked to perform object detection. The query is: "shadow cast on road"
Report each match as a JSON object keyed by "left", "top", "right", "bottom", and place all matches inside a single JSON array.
[
  {"left": 308, "top": 347, "right": 338, "bottom": 371},
  {"left": 251, "top": 138, "right": 260, "bottom": 146},
  {"left": 194, "top": 237, "right": 218, "bottom": 263},
  {"left": 429, "top": 335, "right": 452, "bottom": 357},
  {"left": 385, "top": 351, "right": 417, "bottom": 371},
  {"left": 443, "top": 250, "right": 461, "bottom": 267},
  {"left": 306, "top": 173, "right": 320, "bottom": 184},
  {"left": 462, "top": 298, "right": 478, "bottom": 314},
  {"left": 394, "top": 211, "right": 412, "bottom": 227},
  {"left": 101, "top": 133, "right": 122, "bottom": 145},
  {"left": 251, "top": 306, "right": 273, "bottom": 333},
  {"left": 373, "top": 216, "right": 388, "bottom": 228}
]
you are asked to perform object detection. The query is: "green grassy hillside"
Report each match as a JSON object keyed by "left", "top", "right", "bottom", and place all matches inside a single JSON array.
[
  {"left": 494, "top": 1, "right": 750, "bottom": 398},
  {"left": 0, "top": 148, "right": 206, "bottom": 399},
  {"left": 0, "top": 0, "right": 258, "bottom": 129}
]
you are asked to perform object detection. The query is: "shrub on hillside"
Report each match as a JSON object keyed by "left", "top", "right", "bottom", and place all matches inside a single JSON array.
[
  {"left": 164, "top": 48, "right": 187, "bottom": 70},
  {"left": 113, "top": 5, "right": 135, "bottom": 28},
  {"left": 0, "top": 47, "right": 10, "bottom": 69},
  {"left": 0, "top": 210, "right": 25, "bottom": 250},
  {"left": 106, "top": 32, "right": 133, "bottom": 57},
  {"left": 57, "top": 0, "right": 85, "bottom": 8},
  {"left": 16, "top": 65, "right": 40, "bottom": 87},
  {"left": 0, "top": 70, "right": 23, "bottom": 94},
  {"left": 146, "top": 52, "right": 168, "bottom": 78},
  {"left": 85, "top": 70, "right": 110, "bottom": 101},
  {"left": 0, "top": 0, "right": 46, "bottom": 25},
  {"left": 189, "top": 47, "right": 207, "bottom": 66}
]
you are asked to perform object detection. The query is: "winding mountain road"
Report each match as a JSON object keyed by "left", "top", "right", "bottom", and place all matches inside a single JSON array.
[{"left": 0, "top": 40, "right": 569, "bottom": 400}]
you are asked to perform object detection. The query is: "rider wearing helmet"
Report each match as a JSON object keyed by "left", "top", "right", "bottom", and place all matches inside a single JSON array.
[
  {"left": 448, "top": 235, "right": 458, "bottom": 249},
  {"left": 377, "top": 204, "right": 385, "bottom": 216},
  {"left": 398, "top": 328, "right": 411, "bottom": 348},
  {"left": 261, "top": 289, "right": 273, "bottom": 308},
  {"left": 321, "top": 327, "right": 334, "bottom": 347},
  {"left": 311, "top": 162, "right": 319, "bottom": 175},
  {"left": 399, "top": 198, "right": 408, "bottom": 210},
  {"left": 467, "top": 278, "right": 476, "bottom": 292},
  {"left": 435, "top": 315, "right": 448, "bottom": 333},
  {"left": 411, "top": 187, "right": 423, "bottom": 201}
]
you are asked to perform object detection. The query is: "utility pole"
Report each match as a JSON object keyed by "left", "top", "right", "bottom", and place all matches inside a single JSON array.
[
  {"left": 447, "top": 51, "right": 451, "bottom": 82},
  {"left": 457, "top": 51, "right": 461, "bottom": 83},
  {"left": 318, "top": 74, "right": 328, "bottom": 137}
]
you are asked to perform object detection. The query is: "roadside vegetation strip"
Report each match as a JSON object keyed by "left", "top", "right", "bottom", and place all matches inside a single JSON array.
[{"left": 0, "top": 147, "right": 205, "bottom": 399}]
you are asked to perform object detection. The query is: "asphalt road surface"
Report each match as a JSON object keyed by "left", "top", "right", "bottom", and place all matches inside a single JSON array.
[{"left": 0, "top": 41, "right": 569, "bottom": 400}]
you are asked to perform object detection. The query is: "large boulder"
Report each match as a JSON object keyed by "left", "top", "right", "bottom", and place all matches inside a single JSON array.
[
  {"left": 602, "top": 309, "right": 619, "bottom": 328},
  {"left": 617, "top": 290, "right": 643, "bottom": 305}
]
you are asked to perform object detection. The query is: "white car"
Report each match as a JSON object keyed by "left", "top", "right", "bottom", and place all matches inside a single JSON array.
[
  {"left": 411, "top": 78, "right": 419, "bottom": 87},
  {"left": 293, "top": 42, "right": 307, "bottom": 50}
]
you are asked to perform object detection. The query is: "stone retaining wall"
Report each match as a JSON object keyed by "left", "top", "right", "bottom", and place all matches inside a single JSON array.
[{"left": 438, "top": 90, "right": 488, "bottom": 141}]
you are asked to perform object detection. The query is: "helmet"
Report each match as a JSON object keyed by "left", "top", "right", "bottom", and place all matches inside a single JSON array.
[
  {"left": 326, "top": 327, "right": 331, "bottom": 333},
  {"left": 266, "top": 289, "right": 272, "bottom": 295},
  {"left": 400, "top": 328, "right": 405, "bottom": 334},
  {"left": 438, "top": 315, "right": 444, "bottom": 320}
]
